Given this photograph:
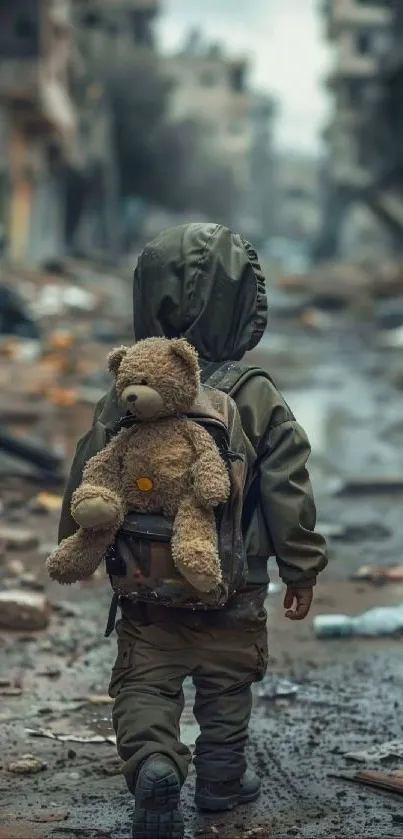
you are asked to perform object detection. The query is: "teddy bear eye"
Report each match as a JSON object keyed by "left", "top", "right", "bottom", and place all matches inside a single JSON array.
[{"left": 140, "top": 378, "right": 148, "bottom": 386}]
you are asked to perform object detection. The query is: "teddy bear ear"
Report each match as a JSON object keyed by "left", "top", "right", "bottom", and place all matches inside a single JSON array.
[
  {"left": 169, "top": 338, "right": 199, "bottom": 373},
  {"left": 107, "top": 346, "right": 129, "bottom": 375}
]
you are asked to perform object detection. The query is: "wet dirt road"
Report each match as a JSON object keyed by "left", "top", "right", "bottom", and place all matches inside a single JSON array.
[{"left": 1, "top": 312, "right": 403, "bottom": 839}]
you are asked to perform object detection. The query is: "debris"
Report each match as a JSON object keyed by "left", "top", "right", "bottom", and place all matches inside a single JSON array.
[
  {"left": 51, "top": 829, "right": 112, "bottom": 838},
  {"left": 7, "top": 754, "right": 48, "bottom": 775},
  {"left": 33, "top": 283, "right": 97, "bottom": 316},
  {"left": 0, "top": 283, "right": 40, "bottom": 339},
  {"left": 0, "top": 687, "right": 22, "bottom": 697},
  {"left": 0, "top": 427, "right": 64, "bottom": 481},
  {"left": 331, "top": 769, "right": 403, "bottom": 796},
  {"left": 351, "top": 564, "right": 403, "bottom": 584},
  {"left": 6, "top": 559, "right": 26, "bottom": 577},
  {"left": 30, "top": 811, "right": 69, "bottom": 823},
  {"left": 26, "top": 727, "right": 117, "bottom": 745},
  {"left": 0, "top": 590, "right": 51, "bottom": 631},
  {"left": 31, "top": 491, "right": 63, "bottom": 513},
  {"left": 257, "top": 677, "right": 299, "bottom": 701},
  {"left": 335, "top": 476, "right": 403, "bottom": 495},
  {"left": 37, "top": 667, "right": 61, "bottom": 679},
  {"left": 344, "top": 740, "right": 403, "bottom": 762},
  {"left": 314, "top": 604, "right": 403, "bottom": 638},
  {"left": 0, "top": 526, "right": 39, "bottom": 551},
  {"left": 19, "top": 574, "right": 45, "bottom": 592},
  {"left": 85, "top": 694, "right": 114, "bottom": 706}
]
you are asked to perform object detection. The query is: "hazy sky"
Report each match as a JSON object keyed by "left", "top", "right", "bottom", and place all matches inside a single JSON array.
[{"left": 158, "top": 0, "right": 331, "bottom": 155}]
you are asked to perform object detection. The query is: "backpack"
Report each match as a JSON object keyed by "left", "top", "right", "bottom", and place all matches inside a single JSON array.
[{"left": 104, "top": 362, "right": 273, "bottom": 635}]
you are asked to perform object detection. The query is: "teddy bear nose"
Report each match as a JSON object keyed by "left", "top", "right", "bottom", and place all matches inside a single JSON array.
[{"left": 126, "top": 393, "right": 138, "bottom": 403}]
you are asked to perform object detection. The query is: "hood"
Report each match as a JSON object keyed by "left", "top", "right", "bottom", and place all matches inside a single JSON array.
[{"left": 133, "top": 223, "right": 268, "bottom": 362}]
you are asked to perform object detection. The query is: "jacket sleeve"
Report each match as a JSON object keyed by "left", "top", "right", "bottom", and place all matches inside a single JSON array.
[
  {"left": 236, "top": 375, "right": 327, "bottom": 587},
  {"left": 260, "top": 418, "right": 328, "bottom": 586}
]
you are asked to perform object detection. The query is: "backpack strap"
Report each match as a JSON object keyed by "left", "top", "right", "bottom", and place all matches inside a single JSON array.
[
  {"left": 200, "top": 361, "right": 276, "bottom": 398},
  {"left": 201, "top": 361, "right": 276, "bottom": 540}
]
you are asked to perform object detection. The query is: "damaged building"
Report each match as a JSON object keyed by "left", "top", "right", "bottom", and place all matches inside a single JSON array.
[
  {"left": 64, "top": 0, "right": 161, "bottom": 260},
  {"left": 0, "top": 0, "right": 77, "bottom": 264},
  {"left": 316, "top": 0, "right": 396, "bottom": 261},
  {"left": 0, "top": 0, "right": 161, "bottom": 266},
  {"left": 164, "top": 31, "right": 277, "bottom": 239}
]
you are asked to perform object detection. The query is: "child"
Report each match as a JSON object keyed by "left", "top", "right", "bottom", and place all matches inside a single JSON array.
[{"left": 58, "top": 223, "right": 327, "bottom": 839}]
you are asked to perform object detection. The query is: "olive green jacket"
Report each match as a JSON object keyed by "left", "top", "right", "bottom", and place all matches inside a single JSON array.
[{"left": 58, "top": 223, "right": 327, "bottom": 587}]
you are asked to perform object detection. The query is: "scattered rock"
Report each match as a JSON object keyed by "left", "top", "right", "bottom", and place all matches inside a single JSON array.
[
  {"left": 30, "top": 810, "right": 69, "bottom": 823},
  {"left": 29, "top": 491, "right": 63, "bottom": 513},
  {"left": 6, "top": 559, "right": 25, "bottom": 577},
  {"left": 0, "top": 526, "right": 39, "bottom": 551},
  {"left": 19, "top": 573, "right": 45, "bottom": 592},
  {"left": 85, "top": 694, "right": 113, "bottom": 706},
  {"left": 0, "top": 687, "right": 22, "bottom": 697},
  {"left": 257, "top": 677, "right": 299, "bottom": 701},
  {"left": 7, "top": 754, "right": 48, "bottom": 775},
  {"left": 0, "top": 590, "right": 51, "bottom": 630}
]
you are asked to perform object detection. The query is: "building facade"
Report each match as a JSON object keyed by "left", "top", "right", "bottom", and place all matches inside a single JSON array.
[
  {"left": 164, "top": 31, "right": 277, "bottom": 236},
  {"left": 316, "top": 0, "right": 394, "bottom": 260},
  {"left": 165, "top": 33, "right": 252, "bottom": 193},
  {"left": 67, "top": 0, "right": 160, "bottom": 260},
  {"left": 0, "top": 0, "right": 77, "bottom": 264}
]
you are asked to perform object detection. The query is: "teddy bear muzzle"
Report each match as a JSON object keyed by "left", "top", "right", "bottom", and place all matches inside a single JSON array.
[{"left": 121, "top": 384, "right": 165, "bottom": 420}]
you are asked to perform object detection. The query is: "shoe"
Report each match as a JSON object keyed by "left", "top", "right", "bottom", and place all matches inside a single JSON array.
[
  {"left": 195, "top": 768, "right": 261, "bottom": 812},
  {"left": 132, "top": 755, "right": 184, "bottom": 839}
]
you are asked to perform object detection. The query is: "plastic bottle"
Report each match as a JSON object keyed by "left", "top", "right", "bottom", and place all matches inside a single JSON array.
[{"left": 314, "top": 604, "right": 403, "bottom": 639}]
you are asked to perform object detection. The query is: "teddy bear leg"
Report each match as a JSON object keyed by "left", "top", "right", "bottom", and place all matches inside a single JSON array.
[
  {"left": 46, "top": 526, "right": 115, "bottom": 585},
  {"left": 72, "top": 484, "right": 124, "bottom": 530},
  {"left": 171, "top": 496, "right": 222, "bottom": 593}
]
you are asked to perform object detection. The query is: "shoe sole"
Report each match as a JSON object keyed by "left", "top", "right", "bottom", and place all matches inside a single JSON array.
[
  {"left": 133, "top": 761, "right": 184, "bottom": 839},
  {"left": 195, "top": 786, "right": 261, "bottom": 813}
]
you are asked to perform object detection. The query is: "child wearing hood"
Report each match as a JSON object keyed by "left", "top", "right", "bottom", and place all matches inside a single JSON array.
[{"left": 58, "top": 224, "right": 327, "bottom": 839}]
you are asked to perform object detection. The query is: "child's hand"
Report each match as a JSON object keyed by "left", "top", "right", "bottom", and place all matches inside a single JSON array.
[{"left": 284, "top": 586, "right": 313, "bottom": 621}]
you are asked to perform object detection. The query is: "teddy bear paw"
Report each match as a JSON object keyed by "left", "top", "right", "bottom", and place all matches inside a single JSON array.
[
  {"left": 72, "top": 496, "right": 121, "bottom": 529},
  {"left": 173, "top": 541, "right": 222, "bottom": 593}
]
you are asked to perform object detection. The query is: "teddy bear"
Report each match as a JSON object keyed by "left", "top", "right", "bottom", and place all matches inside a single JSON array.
[{"left": 46, "top": 337, "right": 231, "bottom": 594}]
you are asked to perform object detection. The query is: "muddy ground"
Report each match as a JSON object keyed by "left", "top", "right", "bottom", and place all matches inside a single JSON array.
[{"left": 1, "top": 304, "right": 403, "bottom": 838}]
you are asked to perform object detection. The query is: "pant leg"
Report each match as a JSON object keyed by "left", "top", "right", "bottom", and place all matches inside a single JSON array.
[
  {"left": 109, "top": 603, "right": 193, "bottom": 791},
  {"left": 192, "top": 585, "right": 268, "bottom": 783}
]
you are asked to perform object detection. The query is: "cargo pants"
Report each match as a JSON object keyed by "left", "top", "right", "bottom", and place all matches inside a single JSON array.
[{"left": 108, "top": 584, "right": 268, "bottom": 791}]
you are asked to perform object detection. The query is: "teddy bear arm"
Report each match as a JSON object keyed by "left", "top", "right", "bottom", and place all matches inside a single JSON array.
[
  {"left": 72, "top": 435, "right": 126, "bottom": 529},
  {"left": 185, "top": 422, "right": 230, "bottom": 507}
]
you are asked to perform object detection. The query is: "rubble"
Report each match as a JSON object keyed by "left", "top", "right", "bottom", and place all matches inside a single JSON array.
[
  {"left": 0, "top": 590, "right": 51, "bottom": 631},
  {"left": 351, "top": 565, "right": 403, "bottom": 584},
  {"left": 0, "top": 526, "right": 39, "bottom": 551},
  {"left": 344, "top": 740, "right": 403, "bottom": 762},
  {"left": 26, "top": 727, "right": 117, "bottom": 745},
  {"left": 257, "top": 677, "right": 299, "bottom": 701},
  {"left": 7, "top": 755, "right": 48, "bottom": 775},
  {"left": 332, "top": 770, "right": 403, "bottom": 797}
]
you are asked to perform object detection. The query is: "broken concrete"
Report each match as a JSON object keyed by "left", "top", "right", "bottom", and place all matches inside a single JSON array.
[
  {"left": 0, "top": 590, "right": 51, "bottom": 631},
  {"left": 0, "top": 526, "right": 39, "bottom": 551},
  {"left": 7, "top": 755, "right": 48, "bottom": 775}
]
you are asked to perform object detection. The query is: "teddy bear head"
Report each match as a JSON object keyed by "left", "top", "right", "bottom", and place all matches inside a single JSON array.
[{"left": 107, "top": 337, "right": 200, "bottom": 420}]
